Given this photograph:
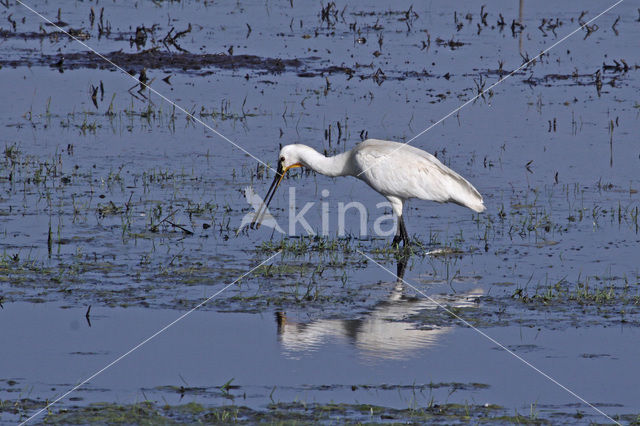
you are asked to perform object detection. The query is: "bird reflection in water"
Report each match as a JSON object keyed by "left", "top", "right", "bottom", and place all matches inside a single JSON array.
[{"left": 276, "top": 257, "right": 483, "bottom": 361}]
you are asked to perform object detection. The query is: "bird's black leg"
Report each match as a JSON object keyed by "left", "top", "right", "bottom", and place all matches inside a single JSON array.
[
  {"left": 399, "top": 215, "right": 410, "bottom": 247},
  {"left": 392, "top": 216, "right": 403, "bottom": 247},
  {"left": 392, "top": 215, "right": 410, "bottom": 248}
]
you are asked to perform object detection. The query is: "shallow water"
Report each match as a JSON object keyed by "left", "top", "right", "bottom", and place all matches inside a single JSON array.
[
  {"left": 2, "top": 301, "right": 639, "bottom": 423},
  {"left": 0, "top": 0, "right": 639, "bottom": 423}
]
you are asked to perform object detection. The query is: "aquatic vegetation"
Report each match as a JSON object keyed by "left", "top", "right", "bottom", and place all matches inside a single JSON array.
[
  {"left": 26, "top": 399, "right": 593, "bottom": 424},
  {"left": 0, "top": 0, "right": 638, "bottom": 423}
]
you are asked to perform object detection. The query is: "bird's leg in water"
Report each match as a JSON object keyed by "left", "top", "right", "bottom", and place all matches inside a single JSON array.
[
  {"left": 392, "top": 221, "right": 402, "bottom": 247},
  {"left": 399, "top": 215, "right": 410, "bottom": 246},
  {"left": 392, "top": 215, "right": 410, "bottom": 247}
]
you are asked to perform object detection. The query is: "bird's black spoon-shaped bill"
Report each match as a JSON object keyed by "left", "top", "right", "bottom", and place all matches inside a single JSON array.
[{"left": 250, "top": 163, "right": 284, "bottom": 230}]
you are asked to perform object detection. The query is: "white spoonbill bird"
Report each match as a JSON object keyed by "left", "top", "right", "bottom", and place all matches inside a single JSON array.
[{"left": 251, "top": 139, "right": 485, "bottom": 246}]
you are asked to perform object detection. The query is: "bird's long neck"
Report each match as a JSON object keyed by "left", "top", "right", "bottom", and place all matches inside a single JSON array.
[{"left": 299, "top": 148, "right": 352, "bottom": 177}]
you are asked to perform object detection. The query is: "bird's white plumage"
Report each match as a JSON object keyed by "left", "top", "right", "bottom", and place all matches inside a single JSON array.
[
  {"left": 279, "top": 139, "right": 484, "bottom": 213},
  {"left": 351, "top": 139, "right": 485, "bottom": 214},
  {"left": 261, "top": 139, "right": 485, "bottom": 245}
]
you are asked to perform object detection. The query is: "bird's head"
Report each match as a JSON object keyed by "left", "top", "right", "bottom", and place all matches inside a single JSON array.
[
  {"left": 277, "top": 144, "right": 309, "bottom": 172},
  {"left": 250, "top": 144, "right": 307, "bottom": 230}
]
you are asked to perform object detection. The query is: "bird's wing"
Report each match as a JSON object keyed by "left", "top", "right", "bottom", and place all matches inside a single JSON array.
[
  {"left": 354, "top": 140, "right": 485, "bottom": 212},
  {"left": 353, "top": 144, "right": 414, "bottom": 199},
  {"left": 414, "top": 153, "right": 484, "bottom": 210}
]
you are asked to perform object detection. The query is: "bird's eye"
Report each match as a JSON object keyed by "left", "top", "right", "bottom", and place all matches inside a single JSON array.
[{"left": 280, "top": 156, "right": 285, "bottom": 163}]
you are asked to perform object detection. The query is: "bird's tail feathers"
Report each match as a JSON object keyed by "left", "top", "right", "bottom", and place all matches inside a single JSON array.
[
  {"left": 450, "top": 197, "right": 485, "bottom": 213},
  {"left": 446, "top": 175, "right": 486, "bottom": 213},
  {"left": 466, "top": 199, "right": 486, "bottom": 213}
]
